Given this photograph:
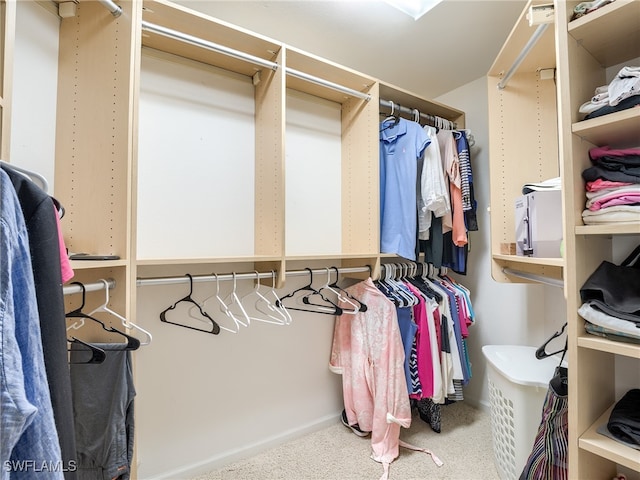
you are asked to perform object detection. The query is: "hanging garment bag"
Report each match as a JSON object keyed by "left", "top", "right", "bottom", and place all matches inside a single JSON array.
[{"left": 519, "top": 365, "right": 569, "bottom": 480}]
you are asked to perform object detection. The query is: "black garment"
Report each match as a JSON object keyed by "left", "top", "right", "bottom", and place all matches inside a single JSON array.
[
  {"left": 2, "top": 164, "right": 78, "bottom": 479},
  {"left": 420, "top": 216, "right": 444, "bottom": 268},
  {"left": 70, "top": 344, "right": 136, "bottom": 480},
  {"left": 581, "top": 164, "right": 640, "bottom": 183},
  {"left": 584, "top": 94, "right": 640, "bottom": 120},
  {"left": 591, "top": 154, "right": 640, "bottom": 167},
  {"left": 607, "top": 389, "right": 640, "bottom": 448}
]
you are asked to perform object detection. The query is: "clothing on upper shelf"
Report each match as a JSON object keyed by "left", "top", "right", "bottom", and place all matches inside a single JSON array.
[
  {"left": 581, "top": 145, "right": 640, "bottom": 224},
  {"left": 570, "top": 0, "right": 614, "bottom": 21},
  {"left": 579, "top": 66, "right": 640, "bottom": 120}
]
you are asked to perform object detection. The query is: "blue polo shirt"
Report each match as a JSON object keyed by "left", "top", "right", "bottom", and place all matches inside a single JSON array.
[{"left": 380, "top": 118, "right": 430, "bottom": 260}]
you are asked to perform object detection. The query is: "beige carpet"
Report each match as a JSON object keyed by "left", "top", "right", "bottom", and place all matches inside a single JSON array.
[{"left": 193, "top": 402, "right": 500, "bottom": 480}]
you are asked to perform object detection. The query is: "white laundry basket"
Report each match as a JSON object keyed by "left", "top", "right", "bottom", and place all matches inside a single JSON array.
[{"left": 482, "top": 345, "right": 562, "bottom": 480}]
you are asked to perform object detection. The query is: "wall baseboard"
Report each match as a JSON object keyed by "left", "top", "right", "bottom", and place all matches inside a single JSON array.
[{"left": 139, "top": 412, "right": 342, "bottom": 480}]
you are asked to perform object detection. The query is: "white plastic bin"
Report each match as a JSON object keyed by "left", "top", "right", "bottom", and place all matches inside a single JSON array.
[{"left": 482, "top": 345, "right": 562, "bottom": 480}]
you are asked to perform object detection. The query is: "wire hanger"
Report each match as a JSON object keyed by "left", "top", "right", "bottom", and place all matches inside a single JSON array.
[
  {"left": 159, "top": 274, "right": 221, "bottom": 335},
  {"left": 88, "top": 279, "right": 152, "bottom": 346},
  {"left": 276, "top": 268, "right": 343, "bottom": 316},
  {"left": 66, "top": 282, "right": 141, "bottom": 350}
]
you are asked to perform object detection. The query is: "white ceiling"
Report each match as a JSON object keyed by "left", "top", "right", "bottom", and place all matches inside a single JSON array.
[{"left": 174, "top": 0, "right": 527, "bottom": 99}]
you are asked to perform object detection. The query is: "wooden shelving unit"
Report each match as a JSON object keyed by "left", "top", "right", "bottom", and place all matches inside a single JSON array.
[{"left": 489, "top": 0, "right": 640, "bottom": 477}]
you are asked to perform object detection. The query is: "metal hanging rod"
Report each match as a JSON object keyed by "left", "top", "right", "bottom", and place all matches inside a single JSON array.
[
  {"left": 63, "top": 278, "right": 116, "bottom": 296},
  {"left": 502, "top": 268, "right": 563, "bottom": 288},
  {"left": 140, "top": 21, "right": 280, "bottom": 71},
  {"left": 137, "top": 266, "right": 371, "bottom": 288},
  {"left": 497, "top": 24, "right": 549, "bottom": 90},
  {"left": 380, "top": 99, "right": 457, "bottom": 129},
  {"left": 140, "top": 21, "right": 370, "bottom": 102},
  {"left": 97, "top": 0, "right": 122, "bottom": 17},
  {"left": 286, "top": 67, "right": 371, "bottom": 102}
]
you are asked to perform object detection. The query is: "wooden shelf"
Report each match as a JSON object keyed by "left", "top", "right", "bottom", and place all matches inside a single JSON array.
[
  {"left": 136, "top": 255, "right": 284, "bottom": 266},
  {"left": 285, "top": 47, "right": 375, "bottom": 104},
  {"left": 575, "top": 223, "right": 640, "bottom": 236},
  {"left": 70, "top": 259, "right": 128, "bottom": 270},
  {"left": 492, "top": 254, "right": 564, "bottom": 267},
  {"left": 572, "top": 108, "right": 640, "bottom": 146},
  {"left": 579, "top": 405, "right": 640, "bottom": 472},
  {"left": 578, "top": 334, "right": 640, "bottom": 359},
  {"left": 568, "top": 0, "right": 640, "bottom": 67}
]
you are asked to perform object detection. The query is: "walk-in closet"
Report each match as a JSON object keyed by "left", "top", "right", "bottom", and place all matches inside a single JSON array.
[{"left": 2, "top": 1, "right": 638, "bottom": 479}]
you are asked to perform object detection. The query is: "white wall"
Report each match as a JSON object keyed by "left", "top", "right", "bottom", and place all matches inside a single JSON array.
[{"left": 9, "top": 1, "right": 59, "bottom": 187}]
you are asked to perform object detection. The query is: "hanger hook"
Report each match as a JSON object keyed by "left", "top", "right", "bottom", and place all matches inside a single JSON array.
[
  {"left": 214, "top": 272, "right": 220, "bottom": 295},
  {"left": 413, "top": 108, "right": 420, "bottom": 123},
  {"left": 331, "top": 266, "right": 340, "bottom": 284},
  {"left": 271, "top": 270, "right": 277, "bottom": 289},
  {"left": 71, "top": 281, "right": 87, "bottom": 310},
  {"left": 305, "top": 267, "right": 314, "bottom": 286},
  {"left": 185, "top": 273, "right": 194, "bottom": 297},
  {"left": 389, "top": 100, "right": 395, "bottom": 116}
]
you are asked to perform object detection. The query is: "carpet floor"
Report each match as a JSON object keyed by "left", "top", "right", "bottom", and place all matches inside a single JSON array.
[{"left": 192, "top": 401, "right": 501, "bottom": 480}]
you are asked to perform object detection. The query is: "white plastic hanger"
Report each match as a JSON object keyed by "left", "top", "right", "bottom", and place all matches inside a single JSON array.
[
  {"left": 221, "top": 272, "right": 252, "bottom": 327},
  {"left": 88, "top": 279, "right": 153, "bottom": 345},
  {"left": 238, "top": 271, "right": 289, "bottom": 325},
  {"left": 194, "top": 273, "right": 247, "bottom": 334}
]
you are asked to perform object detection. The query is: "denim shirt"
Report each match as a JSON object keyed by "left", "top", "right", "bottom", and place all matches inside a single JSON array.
[{"left": 1, "top": 170, "right": 64, "bottom": 479}]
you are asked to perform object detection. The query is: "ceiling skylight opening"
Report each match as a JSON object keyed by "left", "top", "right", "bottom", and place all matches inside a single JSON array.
[{"left": 383, "top": 0, "right": 444, "bottom": 20}]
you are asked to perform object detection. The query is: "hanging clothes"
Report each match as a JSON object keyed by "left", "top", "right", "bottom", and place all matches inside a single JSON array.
[
  {"left": 380, "top": 117, "right": 430, "bottom": 261},
  {"left": 330, "top": 278, "right": 412, "bottom": 468},
  {"left": 0, "top": 168, "right": 64, "bottom": 479},
  {"left": 418, "top": 125, "right": 450, "bottom": 241},
  {"left": 2, "top": 163, "right": 78, "bottom": 479},
  {"left": 330, "top": 277, "right": 442, "bottom": 480}
]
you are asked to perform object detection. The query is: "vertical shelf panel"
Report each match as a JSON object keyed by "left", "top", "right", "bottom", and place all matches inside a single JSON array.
[
  {"left": 341, "top": 82, "right": 379, "bottom": 256},
  {"left": 0, "top": 0, "right": 15, "bottom": 160},
  {"left": 55, "top": 1, "right": 136, "bottom": 259},
  {"left": 254, "top": 47, "right": 285, "bottom": 259}
]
